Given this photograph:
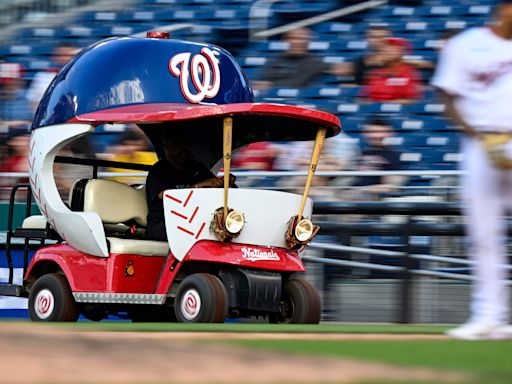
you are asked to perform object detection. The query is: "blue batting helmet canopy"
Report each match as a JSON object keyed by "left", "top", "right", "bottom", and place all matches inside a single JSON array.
[{"left": 32, "top": 34, "right": 254, "bottom": 129}]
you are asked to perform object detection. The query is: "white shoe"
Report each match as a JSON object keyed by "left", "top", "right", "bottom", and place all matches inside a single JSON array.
[
  {"left": 446, "top": 323, "right": 505, "bottom": 340},
  {"left": 488, "top": 325, "right": 512, "bottom": 340}
]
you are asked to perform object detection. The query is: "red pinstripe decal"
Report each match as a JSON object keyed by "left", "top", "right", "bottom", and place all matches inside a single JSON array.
[
  {"left": 165, "top": 194, "right": 182, "bottom": 204},
  {"left": 189, "top": 206, "right": 199, "bottom": 223},
  {"left": 177, "top": 226, "right": 195, "bottom": 236},
  {"left": 183, "top": 190, "right": 193, "bottom": 207},
  {"left": 195, "top": 222, "right": 206, "bottom": 239},
  {"left": 41, "top": 203, "right": 48, "bottom": 217},
  {"left": 171, "top": 210, "right": 188, "bottom": 220},
  {"left": 33, "top": 187, "right": 41, "bottom": 203},
  {"left": 28, "top": 155, "right": 35, "bottom": 170}
]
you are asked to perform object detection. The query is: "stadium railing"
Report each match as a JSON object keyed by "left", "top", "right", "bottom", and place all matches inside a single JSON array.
[{"left": 0, "top": 170, "right": 499, "bottom": 323}]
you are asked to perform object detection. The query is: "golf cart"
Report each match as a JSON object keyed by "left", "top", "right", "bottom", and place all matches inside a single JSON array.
[{"left": 0, "top": 32, "right": 341, "bottom": 323}]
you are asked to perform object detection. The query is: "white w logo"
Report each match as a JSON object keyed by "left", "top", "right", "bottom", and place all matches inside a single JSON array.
[{"left": 169, "top": 47, "right": 221, "bottom": 103}]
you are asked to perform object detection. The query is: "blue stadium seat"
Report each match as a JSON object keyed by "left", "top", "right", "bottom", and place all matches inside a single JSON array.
[
  {"left": 308, "top": 41, "right": 331, "bottom": 52},
  {"left": 334, "top": 39, "right": 368, "bottom": 52},
  {"left": 56, "top": 26, "right": 96, "bottom": 38},
  {"left": 299, "top": 86, "right": 343, "bottom": 99},
  {"left": 339, "top": 116, "right": 365, "bottom": 132},
  {"left": 361, "top": 102, "right": 405, "bottom": 115},
  {"left": 79, "top": 11, "right": 118, "bottom": 22},
  {"left": 461, "top": 5, "right": 492, "bottom": 17},
  {"left": 241, "top": 56, "right": 268, "bottom": 67},
  {"left": 406, "top": 102, "right": 447, "bottom": 115},
  {"left": 386, "top": 6, "right": 418, "bottom": 17},
  {"left": 393, "top": 118, "right": 427, "bottom": 132},
  {"left": 315, "top": 22, "right": 355, "bottom": 34},
  {"left": 17, "top": 27, "right": 56, "bottom": 39},
  {"left": 266, "top": 87, "right": 300, "bottom": 99},
  {"left": 336, "top": 102, "right": 361, "bottom": 115},
  {"left": 395, "top": 20, "right": 431, "bottom": 33},
  {"left": 119, "top": 10, "right": 157, "bottom": 22},
  {"left": 430, "top": 149, "right": 463, "bottom": 170},
  {"left": 399, "top": 150, "right": 432, "bottom": 170}
]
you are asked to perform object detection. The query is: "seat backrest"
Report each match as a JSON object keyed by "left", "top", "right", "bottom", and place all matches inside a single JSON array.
[{"left": 70, "top": 179, "right": 148, "bottom": 227}]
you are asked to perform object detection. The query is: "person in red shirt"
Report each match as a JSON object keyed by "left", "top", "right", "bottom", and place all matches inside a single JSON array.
[
  {"left": 232, "top": 142, "right": 278, "bottom": 171},
  {"left": 363, "top": 37, "right": 422, "bottom": 103}
]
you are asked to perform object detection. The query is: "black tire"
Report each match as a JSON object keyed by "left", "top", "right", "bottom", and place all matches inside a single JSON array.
[
  {"left": 28, "top": 273, "right": 78, "bottom": 322},
  {"left": 174, "top": 273, "right": 228, "bottom": 323},
  {"left": 270, "top": 279, "right": 321, "bottom": 324}
]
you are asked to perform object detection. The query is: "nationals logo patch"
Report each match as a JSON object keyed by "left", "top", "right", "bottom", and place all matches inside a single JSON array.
[
  {"left": 169, "top": 47, "right": 221, "bottom": 103},
  {"left": 241, "top": 247, "right": 280, "bottom": 262}
]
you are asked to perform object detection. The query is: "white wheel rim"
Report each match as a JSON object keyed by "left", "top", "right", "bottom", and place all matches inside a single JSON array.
[
  {"left": 181, "top": 289, "right": 201, "bottom": 321},
  {"left": 34, "top": 289, "right": 54, "bottom": 320}
]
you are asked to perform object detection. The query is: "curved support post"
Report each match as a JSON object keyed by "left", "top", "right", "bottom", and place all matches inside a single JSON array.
[{"left": 29, "top": 124, "right": 109, "bottom": 257}]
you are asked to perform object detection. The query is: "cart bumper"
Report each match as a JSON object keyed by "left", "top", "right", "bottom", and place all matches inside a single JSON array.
[{"left": 220, "top": 268, "right": 281, "bottom": 313}]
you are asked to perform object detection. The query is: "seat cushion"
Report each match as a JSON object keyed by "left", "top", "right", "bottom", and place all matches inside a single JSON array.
[
  {"left": 83, "top": 179, "right": 148, "bottom": 226},
  {"left": 107, "top": 237, "right": 169, "bottom": 256},
  {"left": 22, "top": 215, "right": 47, "bottom": 229}
]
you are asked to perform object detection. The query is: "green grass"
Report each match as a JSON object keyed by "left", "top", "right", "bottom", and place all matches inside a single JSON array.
[
  {"left": 29, "top": 321, "right": 451, "bottom": 334},
  {"left": 229, "top": 339, "right": 512, "bottom": 384}
]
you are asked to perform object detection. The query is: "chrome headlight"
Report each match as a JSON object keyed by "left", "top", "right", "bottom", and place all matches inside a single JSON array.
[
  {"left": 225, "top": 210, "right": 245, "bottom": 234},
  {"left": 294, "top": 218, "right": 314, "bottom": 242}
]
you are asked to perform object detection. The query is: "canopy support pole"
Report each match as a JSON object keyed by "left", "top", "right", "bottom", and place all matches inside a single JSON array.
[
  {"left": 223, "top": 117, "right": 233, "bottom": 218},
  {"left": 297, "top": 127, "right": 327, "bottom": 219}
]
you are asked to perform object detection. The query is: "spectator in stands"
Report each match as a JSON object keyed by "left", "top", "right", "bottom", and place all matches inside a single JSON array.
[
  {"left": 253, "top": 27, "right": 327, "bottom": 90},
  {"left": 352, "top": 118, "right": 404, "bottom": 197},
  {"left": 0, "top": 127, "right": 30, "bottom": 199},
  {"left": 1, "top": 128, "right": 30, "bottom": 173},
  {"left": 362, "top": 37, "right": 422, "bottom": 103},
  {"left": 0, "top": 63, "right": 32, "bottom": 124},
  {"left": 276, "top": 132, "right": 359, "bottom": 200},
  {"left": 331, "top": 24, "right": 390, "bottom": 85},
  {"left": 354, "top": 24, "right": 391, "bottom": 85},
  {"left": 26, "top": 42, "right": 78, "bottom": 113},
  {"left": 0, "top": 132, "right": 7, "bottom": 165},
  {"left": 231, "top": 142, "right": 279, "bottom": 187},
  {"left": 232, "top": 142, "right": 278, "bottom": 171}
]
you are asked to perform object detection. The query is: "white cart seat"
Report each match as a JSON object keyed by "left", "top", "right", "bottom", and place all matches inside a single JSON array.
[
  {"left": 21, "top": 215, "right": 47, "bottom": 229},
  {"left": 107, "top": 237, "right": 169, "bottom": 256}
]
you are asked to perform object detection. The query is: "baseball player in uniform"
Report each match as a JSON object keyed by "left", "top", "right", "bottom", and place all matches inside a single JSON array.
[{"left": 432, "top": 0, "right": 512, "bottom": 339}]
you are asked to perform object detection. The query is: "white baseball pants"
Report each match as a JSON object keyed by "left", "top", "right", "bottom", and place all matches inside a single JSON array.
[{"left": 462, "top": 137, "right": 510, "bottom": 325}]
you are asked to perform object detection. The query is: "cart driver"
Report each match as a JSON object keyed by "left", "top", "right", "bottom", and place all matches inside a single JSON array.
[{"left": 145, "top": 129, "right": 227, "bottom": 241}]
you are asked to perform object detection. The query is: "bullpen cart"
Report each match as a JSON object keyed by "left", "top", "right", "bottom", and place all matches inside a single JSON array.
[{"left": 0, "top": 32, "right": 340, "bottom": 323}]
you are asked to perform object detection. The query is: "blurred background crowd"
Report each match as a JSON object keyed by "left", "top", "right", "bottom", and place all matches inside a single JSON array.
[
  {"left": 0, "top": 0, "right": 501, "bottom": 323},
  {"left": 0, "top": 0, "right": 491, "bottom": 200}
]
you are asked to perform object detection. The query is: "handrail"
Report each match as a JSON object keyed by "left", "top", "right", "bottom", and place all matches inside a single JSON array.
[
  {"left": 303, "top": 254, "right": 512, "bottom": 285},
  {"left": 253, "top": 0, "right": 389, "bottom": 39},
  {"left": 309, "top": 242, "right": 512, "bottom": 270},
  {"left": 249, "top": 0, "right": 284, "bottom": 42},
  {"left": 314, "top": 201, "right": 461, "bottom": 215},
  {"left": 53, "top": 156, "right": 153, "bottom": 171}
]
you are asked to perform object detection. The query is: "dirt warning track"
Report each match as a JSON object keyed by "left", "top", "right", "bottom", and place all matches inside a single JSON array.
[{"left": 0, "top": 324, "right": 463, "bottom": 384}]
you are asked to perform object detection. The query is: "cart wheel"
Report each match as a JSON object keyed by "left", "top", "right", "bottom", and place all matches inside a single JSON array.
[
  {"left": 174, "top": 273, "right": 228, "bottom": 323},
  {"left": 270, "top": 279, "right": 321, "bottom": 324},
  {"left": 28, "top": 273, "right": 78, "bottom": 322}
]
